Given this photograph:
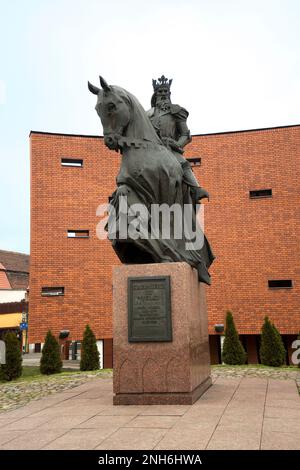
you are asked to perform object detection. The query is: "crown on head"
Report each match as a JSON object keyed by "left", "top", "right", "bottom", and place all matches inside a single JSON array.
[{"left": 152, "top": 75, "right": 173, "bottom": 92}]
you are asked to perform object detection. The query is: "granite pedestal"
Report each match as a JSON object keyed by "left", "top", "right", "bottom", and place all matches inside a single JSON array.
[{"left": 113, "top": 262, "right": 211, "bottom": 405}]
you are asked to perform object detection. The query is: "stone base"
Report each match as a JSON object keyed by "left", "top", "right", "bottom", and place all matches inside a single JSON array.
[
  {"left": 113, "top": 262, "right": 211, "bottom": 405},
  {"left": 113, "top": 376, "right": 212, "bottom": 405}
]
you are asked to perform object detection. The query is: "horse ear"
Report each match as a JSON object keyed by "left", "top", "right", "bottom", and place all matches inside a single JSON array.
[
  {"left": 88, "top": 81, "right": 100, "bottom": 95},
  {"left": 99, "top": 76, "right": 111, "bottom": 92}
]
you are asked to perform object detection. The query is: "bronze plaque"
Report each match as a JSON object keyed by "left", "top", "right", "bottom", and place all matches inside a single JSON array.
[{"left": 128, "top": 276, "right": 172, "bottom": 342}]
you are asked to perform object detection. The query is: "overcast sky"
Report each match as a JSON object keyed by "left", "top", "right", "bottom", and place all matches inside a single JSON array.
[{"left": 0, "top": 0, "right": 299, "bottom": 254}]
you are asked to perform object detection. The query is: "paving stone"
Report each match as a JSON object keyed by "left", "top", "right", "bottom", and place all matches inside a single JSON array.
[
  {"left": 261, "top": 431, "right": 300, "bottom": 450},
  {"left": 206, "top": 428, "right": 261, "bottom": 450},
  {"left": 180, "top": 411, "right": 221, "bottom": 425},
  {"left": 0, "top": 429, "right": 67, "bottom": 450},
  {"left": 263, "top": 417, "right": 300, "bottom": 435},
  {"left": 98, "top": 405, "right": 151, "bottom": 416},
  {"left": 226, "top": 401, "right": 265, "bottom": 414},
  {"left": 123, "top": 415, "right": 179, "bottom": 429},
  {"left": 0, "top": 430, "right": 23, "bottom": 446},
  {"left": 72, "top": 390, "right": 108, "bottom": 399},
  {"left": 215, "top": 419, "right": 262, "bottom": 433},
  {"left": 76, "top": 414, "right": 136, "bottom": 429},
  {"left": 28, "top": 408, "right": 71, "bottom": 418},
  {"left": 0, "top": 416, "right": 20, "bottom": 427},
  {"left": 268, "top": 379, "right": 298, "bottom": 389},
  {"left": 265, "top": 399, "right": 300, "bottom": 409},
  {"left": 266, "top": 392, "right": 300, "bottom": 403},
  {"left": 38, "top": 414, "right": 96, "bottom": 429},
  {"left": 219, "top": 413, "right": 263, "bottom": 427},
  {"left": 155, "top": 423, "right": 216, "bottom": 450},
  {"left": 185, "top": 402, "right": 226, "bottom": 415},
  {"left": 139, "top": 405, "right": 191, "bottom": 416},
  {"left": 4, "top": 415, "right": 53, "bottom": 431},
  {"left": 264, "top": 406, "right": 300, "bottom": 419},
  {"left": 96, "top": 427, "right": 168, "bottom": 450},
  {"left": 43, "top": 428, "right": 117, "bottom": 450},
  {"left": 53, "top": 397, "right": 100, "bottom": 406}
]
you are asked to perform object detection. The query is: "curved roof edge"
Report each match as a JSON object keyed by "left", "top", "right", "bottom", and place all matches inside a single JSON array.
[
  {"left": 29, "top": 123, "right": 300, "bottom": 140},
  {"left": 29, "top": 130, "right": 102, "bottom": 139}
]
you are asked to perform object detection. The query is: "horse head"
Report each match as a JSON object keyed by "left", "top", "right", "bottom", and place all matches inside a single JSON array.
[{"left": 88, "top": 76, "right": 131, "bottom": 150}]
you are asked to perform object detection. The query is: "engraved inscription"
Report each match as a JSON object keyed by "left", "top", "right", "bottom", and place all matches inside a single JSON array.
[{"left": 128, "top": 276, "right": 172, "bottom": 342}]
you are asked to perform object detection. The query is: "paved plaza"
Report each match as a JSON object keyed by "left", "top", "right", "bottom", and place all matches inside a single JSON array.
[{"left": 0, "top": 373, "right": 299, "bottom": 450}]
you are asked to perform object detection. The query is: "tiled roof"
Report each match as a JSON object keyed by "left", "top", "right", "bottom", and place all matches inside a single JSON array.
[
  {"left": 0, "top": 250, "right": 29, "bottom": 289},
  {"left": 0, "top": 250, "right": 29, "bottom": 273},
  {"left": 0, "top": 262, "right": 11, "bottom": 289}
]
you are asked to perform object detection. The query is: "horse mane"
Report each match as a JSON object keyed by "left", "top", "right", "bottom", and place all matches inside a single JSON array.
[{"left": 112, "top": 86, "right": 162, "bottom": 144}]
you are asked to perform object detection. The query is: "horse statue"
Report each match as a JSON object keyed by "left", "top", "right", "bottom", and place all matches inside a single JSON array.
[{"left": 88, "top": 76, "right": 214, "bottom": 284}]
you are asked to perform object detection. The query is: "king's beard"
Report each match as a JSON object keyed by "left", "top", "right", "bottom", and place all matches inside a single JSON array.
[{"left": 156, "top": 98, "right": 171, "bottom": 111}]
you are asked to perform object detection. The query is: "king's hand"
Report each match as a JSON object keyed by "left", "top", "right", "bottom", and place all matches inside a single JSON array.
[{"left": 161, "top": 137, "right": 183, "bottom": 154}]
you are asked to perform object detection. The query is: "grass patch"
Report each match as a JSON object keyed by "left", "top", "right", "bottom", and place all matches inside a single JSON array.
[
  {"left": 20, "top": 366, "right": 41, "bottom": 379},
  {"left": 0, "top": 366, "right": 112, "bottom": 384}
]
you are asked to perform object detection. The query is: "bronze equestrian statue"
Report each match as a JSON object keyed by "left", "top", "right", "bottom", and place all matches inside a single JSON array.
[{"left": 88, "top": 76, "right": 214, "bottom": 284}]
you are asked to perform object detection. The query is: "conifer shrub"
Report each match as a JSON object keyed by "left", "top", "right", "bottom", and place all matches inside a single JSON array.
[
  {"left": 222, "top": 311, "right": 247, "bottom": 365},
  {"left": 259, "top": 317, "right": 286, "bottom": 367},
  {"left": 0, "top": 331, "right": 22, "bottom": 381},
  {"left": 40, "top": 330, "right": 62, "bottom": 375},
  {"left": 80, "top": 325, "right": 100, "bottom": 371}
]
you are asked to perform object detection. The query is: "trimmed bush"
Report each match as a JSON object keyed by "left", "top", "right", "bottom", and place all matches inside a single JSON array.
[
  {"left": 0, "top": 331, "right": 22, "bottom": 381},
  {"left": 80, "top": 325, "right": 99, "bottom": 371},
  {"left": 222, "top": 311, "right": 247, "bottom": 365},
  {"left": 259, "top": 317, "right": 286, "bottom": 367},
  {"left": 40, "top": 330, "right": 62, "bottom": 375}
]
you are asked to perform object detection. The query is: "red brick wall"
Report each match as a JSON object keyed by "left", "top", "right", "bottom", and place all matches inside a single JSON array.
[
  {"left": 187, "top": 126, "right": 300, "bottom": 335},
  {"left": 29, "top": 133, "right": 120, "bottom": 343},
  {"left": 29, "top": 126, "right": 300, "bottom": 343}
]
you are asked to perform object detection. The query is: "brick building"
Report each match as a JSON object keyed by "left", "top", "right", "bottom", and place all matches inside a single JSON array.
[
  {"left": 29, "top": 124, "right": 300, "bottom": 366},
  {"left": 0, "top": 250, "right": 29, "bottom": 291}
]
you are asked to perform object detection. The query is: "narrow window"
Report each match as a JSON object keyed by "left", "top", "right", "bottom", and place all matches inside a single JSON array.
[
  {"left": 249, "top": 189, "right": 272, "bottom": 198},
  {"left": 268, "top": 280, "right": 293, "bottom": 289},
  {"left": 67, "top": 230, "right": 89, "bottom": 238},
  {"left": 61, "top": 158, "right": 83, "bottom": 167},
  {"left": 41, "top": 287, "right": 64, "bottom": 296},
  {"left": 187, "top": 157, "right": 201, "bottom": 167}
]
